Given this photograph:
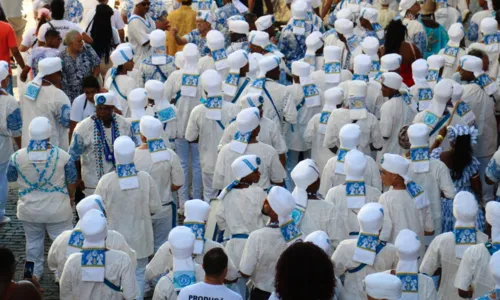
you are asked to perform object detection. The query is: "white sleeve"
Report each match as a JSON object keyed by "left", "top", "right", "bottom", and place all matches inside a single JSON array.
[
  {"left": 70, "top": 95, "right": 85, "bottom": 122},
  {"left": 120, "top": 255, "right": 139, "bottom": 300},
  {"left": 37, "top": 24, "right": 48, "bottom": 42},
  {"left": 113, "top": 9, "right": 126, "bottom": 30},
  {"left": 71, "top": 22, "right": 84, "bottom": 34},
  {"left": 112, "top": 28, "right": 120, "bottom": 45},
  {"left": 128, "top": 19, "right": 150, "bottom": 46},
  {"left": 21, "top": 29, "right": 35, "bottom": 47}
]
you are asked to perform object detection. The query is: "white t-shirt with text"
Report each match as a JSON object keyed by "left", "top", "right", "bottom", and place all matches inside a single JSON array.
[{"left": 177, "top": 282, "right": 243, "bottom": 300}]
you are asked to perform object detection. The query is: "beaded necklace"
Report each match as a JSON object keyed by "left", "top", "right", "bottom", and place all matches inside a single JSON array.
[{"left": 92, "top": 114, "right": 120, "bottom": 179}]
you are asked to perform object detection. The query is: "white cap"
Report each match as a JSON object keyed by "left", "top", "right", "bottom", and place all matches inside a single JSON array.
[
  {"left": 334, "top": 19, "right": 354, "bottom": 38},
  {"left": 427, "top": 54, "right": 445, "bottom": 70},
  {"left": 428, "top": 79, "right": 453, "bottom": 116},
  {"left": 292, "top": 61, "right": 311, "bottom": 77},
  {"left": 305, "top": 230, "right": 331, "bottom": 254},
  {"left": 168, "top": 226, "right": 196, "bottom": 259},
  {"left": 231, "top": 154, "right": 261, "bottom": 180},
  {"left": 486, "top": 201, "right": 500, "bottom": 228},
  {"left": 489, "top": 251, "right": 500, "bottom": 287},
  {"left": 94, "top": 92, "right": 116, "bottom": 106},
  {"left": 353, "top": 54, "right": 371, "bottom": 75},
  {"left": 33, "top": 57, "right": 63, "bottom": 85},
  {"left": 185, "top": 199, "right": 211, "bottom": 222},
  {"left": 336, "top": 8, "right": 354, "bottom": 21},
  {"left": 228, "top": 20, "right": 249, "bottom": 34},
  {"left": 227, "top": 49, "right": 249, "bottom": 72},
  {"left": 399, "top": 0, "right": 417, "bottom": 17},
  {"left": 268, "top": 186, "right": 296, "bottom": 225},
  {"left": 459, "top": 55, "right": 483, "bottom": 76},
  {"left": 292, "top": 1, "right": 307, "bottom": 19},
  {"left": 183, "top": 43, "right": 199, "bottom": 59},
  {"left": 236, "top": 107, "right": 260, "bottom": 134},
  {"left": 306, "top": 31, "right": 324, "bottom": 53},
  {"left": 139, "top": 115, "right": 163, "bottom": 139},
  {"left": 206, "top": 30, "right": 225, "bottom": 51},
  {"left": 291, "top": 159, "right": 320, "bottom": 207},
  {"left": 453, "top": 191, "right": 478, "bottom": 224},
  {"left": 382, "top": 72, "right": 403, "bottom": 90},
  {"left": 364, "top": 273, "right": 403, "bottom": 300},
  {"left": 395, "top": 229, "right": 420, "bottom": 260},
  {"left": 145, "top": 80, "right": 165, "bottom": 101},
  {"left": 175, "top": 51, "right": 185, "bottom": 69},
  {"left": 324, "top": 87, "right": 344, "bottom": 111},
  {"left": 381, "top": 153, "right": 410, "bottom": 178},
  {"left": 110, "top": 47, "right": 134, "bottom": 67},
  {"left": 29, "top": 117, "right": 51, "bottom": 140},
  {"left": 381, "top": 54, "right": 402, "bottom": 71},
  {"left": 360, "top": 7, "right": 378, "bottom": 23},
  {"left": 149, "top": 30, "right": 166, "bottom": 48},
  {"left": 412, "top": 59, "right": 429, "bottom": 79},
  {"left": 347, "top": 80, "right": 367, "bottom": 119},
  {"left": 249, "top": 30, "right": 269, "bottom": 47},
  {"left": 408, "top": 123, "right": 429, "bottom": 147},
  {"left": 448, "top": 23, "right": 465, "bottom": 44},
  {"left": 80, "top": 208, "right": 108, "bottom": 244},
  {"left": 258, "top": 55, "right": 281, "bottom": 75},
  {"left": 361, "top": 37, "right": 380, "bottom": 56},
  {"left": 248, "top": 52, "right": 264, "bottom": 74},
  {"left": 345, "top": 149, "right": 366, "bottom": 181},
  {"left": 76, "top": 195, "right": 105, "bottom": 219},
  {"left": 452, "top": 81, "right": 463, "bottom": 101},
  {"left": 201, "top": 69, "right": 222, "bottom": 96},
  {"left": 255, "top": 15, "right": 274, "bottom": 31},
  {"left": 128, "top": 88, "right": 148, "bottom": 119},
  {"left": 339, "top": 123, "right": 361, "bottom": 149},
  {"left": 0, "top": 61, "right": 8, "bottom": 82},
  {"left": 358, "top": 202, "right": 385, "bottom": 234},
  {"left": 481, "top": 17, "right": 498, "bottom": 35},
  {"left": 114, "top": 136, "right": 136, "bottom": 165},
  {"left": 196, "top": 10, "right": 213, "bottom": 23}
]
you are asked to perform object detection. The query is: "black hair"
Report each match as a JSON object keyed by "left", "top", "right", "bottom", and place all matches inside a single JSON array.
[
  {"left": 0, "top": 5, "right": 6, "bottom": 22},
  {"left": 36, "top": 14, "right": 49, "bottom": 35},
  {"left": 203, "top": 248, "right": 228, "bottom": 277},
  {"left": 51, "top": 0, "right": 65, "bottom": 20},
  {"left": 0, "top": 247, "right": 15, "bottom": 280},
  {"left": 82, "top": 75, "right": 100, "bottom": 90},
  {"left": 384, "top": 19, "right": 407, "bottom": 55},
  {"left": 45, "top": 29, "right": 61, "bottom": 40},
  {"left": 468, "top": 48, "right": 486, "bottom": 59},
  {"left": 275, "top": 242, "right": 335, "bottom": 300},
  {"left": 450, "top": 135, "right": 473, "bottom": 180},
  {"left": 90, "top": 4, "right": 115, "bottom": 64}
]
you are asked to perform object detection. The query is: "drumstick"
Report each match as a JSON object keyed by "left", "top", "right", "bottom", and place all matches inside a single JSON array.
[{"left": 446, "top": 100, "right": 461, "bottom": 126}]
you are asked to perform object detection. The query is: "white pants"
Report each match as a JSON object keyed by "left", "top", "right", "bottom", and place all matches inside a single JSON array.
[
  {"left": 202, "top": 172, "right": 218, "bottom": 202},
  {"left": 23, "top": 218, "right": 73, "bottom": 278},
  {"left": 135, "top": 257, "right": 148, "bottom": 300}
]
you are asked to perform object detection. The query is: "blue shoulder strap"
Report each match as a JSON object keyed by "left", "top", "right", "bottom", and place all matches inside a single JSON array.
[
  {"left": 216, "top": 120, "right": 225, "bottom": 130},
  {"left": 173, "top": 90, "right": 181, "bottom": 105},
  {"left": 263, "top": 84, "right": 281, "bottom": 121},
  {"left": 347, "top": 241, "right": 387, "bottom": 274},
  {"left": 232, "top": 78, "right": 250, "bottom": 103},
  {"left": 103, "top": 278, "right": 122, "bottom": 292},
  {"left": 112, "top": 80, "right": 127, "bottom": 100},
  {"left": 155, "top": 66, "right": 168, "bottom": 81},
  {"left": 429, "top": 112, "right": 450, "bottom": 137}
]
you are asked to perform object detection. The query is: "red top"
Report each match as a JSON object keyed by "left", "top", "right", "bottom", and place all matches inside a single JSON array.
[
  {"left": 400, "top": 63, "right": 415, "bottom": 87},
  {"left": 0, "top": 21, "right": 18, "bottom": 75}
]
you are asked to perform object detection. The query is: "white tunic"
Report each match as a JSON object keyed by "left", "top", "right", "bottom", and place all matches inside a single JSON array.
[
  {"left": 0, "top": 93, "right": 21, "bottom": 164},
  {"left": 283, "top": 84, "right": 324, "bottom": 152},
  {"left": 402, "top": 18, "right": 427, "bottom": 56},
  {"left": 145, "top": 239, "right": 239, "bottom": 281},
  {"left": 338, "top": 80, "right": 385, "bottom": 119},
  {"left": 185, "top": 102, "right": 239, "bottom": 174},
  {"left": 378, "top": 95, "right": 416, "bottom": 158},
  {"left": 311, "top": 69, "right": 352, "bottom": 92},
  {"left": 319, "top": 154, "right": 382, "bottom": 196},
  {"left": 48, "top": 229, "right": 138, "bottom": 282},
  {"left": 216, "top": 186, "right": 268, "bottom": 267},
  {"left": 213, "top": 142, "right": 286, "bottom": 190},
  {"left": 331, "top": 239, "right": 398, "bottom": 300},
  {"left": 198, "top": 56, "right": 230, "bottom": 80},
  {"left": 104, "top": 74, "right": 138, "bottom": 117},
  {"left": 461, "top": 82, "right": 497, "bottom": 158},
  {"left": 438, "top": 47, "right": 466, "bottom": 79},
  {"left": 420, "top": 231, "right": 489, "bottom": 300},
  {"left": 163, "top": 69, "right": 206, "bottom": 138},
  {"left": 127, "top": 14, "right": 155, "bottom": 63},
  {"left": 59, "top": 249, "right": 138, "bottom": 300},
  {"left": 239, "top": 227, "right": 289, "bottom": 293},
  {"left": 304, "top": 113, "right": 335, "bottom": 173},
  {"left": 379, "top": 189, "right": 434, "bottom": 259},
  {"left": 324, "top": 184, "right": 381, "bottom": 239},
  {"left": 95, "top": 171, "right": 161, "bottom": 259},
  {"left": 323, "top": 108, "right": 384, "bottom": 156},
  {"left": 134, "top": 148, "right": 184, "bottom": 219},
  {"left": 407, "top": 159, "right": 456, "bottom": 235},
  {"left": 152, "top": 265, "right": 205, "bottom": 300},
  {"left": 454, "top": 242, "right": 497, "bottom": 298},
  {"left": 20, "top": 84, "right": 71, "bottom": 149},
  {"left": 383, "top": 271, "right": 438, "bottom": 300},
  {"left": 218, "top": 116, "right": 288, "bottom": 154}
]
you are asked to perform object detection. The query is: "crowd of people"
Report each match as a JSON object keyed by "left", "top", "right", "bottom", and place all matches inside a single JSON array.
[{"left": 1, "top": 0, "right": 500, "bottom": 299}]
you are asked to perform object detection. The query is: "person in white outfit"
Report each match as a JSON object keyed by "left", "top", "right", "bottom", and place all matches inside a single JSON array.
[
  {"left": 48, "top": 195, "right": 137, "bottom": 282},
  {"left": 185, "top": 69, "right": 239, "bottom": 202},
  {"left": 364, "top": 273, "right": 403, "bottom": 300},
  {"left": 302, "top": 31, "right": 325, "bottom": 72},
  {"left": 95, "top": 136, "right": 162, "bottom": 300},
  {"left": 223, "top": 49, "right": 251, "bottom": 103},
  {"left": 426, "top": 55, "right": 445, "bottom": 90},
  {"left": 410, "top": 59, "right": 433, "bottom": 112},
  {"left": 372, "top": 53, "right": 404, "bottom": 85},
  {"left": 361, "top": 37, "right": 381, "bottom": 80},
  {"left": 127, "top": 0, "right": 158, "bottom": 63},
  {"left": 311, "top": 45, "right": 353, "bottom": 91},
  {"left": 127, "top": 88, "right": 149, "bottom": 143},
  {"left": 139, "top": 30, "right": 176, "bottom": 85},
  {"left": 420, "top": 191, "right": 489, "bottom": 300},
  {"left": 319, "top": 123, "right": 382, "bottom": 195},
  {"left": 399, "top": 0, "right": 427, "bottom": 55},
  {"left": 152, "top": 226, "right": 205, "bottom": 300},
  {"left": 198, "top": 30, "right": 230, "bottom": 79},
  {"left": 59, "top": 209, "right": 138, "bottom": 300},
  {"left": 7, "top": 117, "right": 75, "bottom": 279},
  {"left": 474, "top": 251, "right": 500, "bottom": 300},
  {"left": 331, "top": 202, "right": 399, "bottom": 300},
  {"left": 438, "top": 23, "right": 466, "bottom": 79}
]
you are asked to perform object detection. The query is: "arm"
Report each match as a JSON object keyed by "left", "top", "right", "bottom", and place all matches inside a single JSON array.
[
  {"left": 121, "top": 255, "right": 139, "bottom": 300},
  {"left": 47, "top": 233, "right": 66, "bottom": 272},
  {"left": 422, "top": 204, "right": 435, "bottom": 235},
  {"left": 59, "top": 258, "right": 74, "bottom": 300},
  {"left": 239, "top": 234, "right": 258, "bottom": 278},
  {"left": 64, "top": 159, "right": 78, "bottom": 207},
  {"left": 321, "top": 0, "right": 333, "bottom": 19},
  {"left": 454, "top": 247, "right": 476, "bottom": 298},
  {"left": 263, "top": 0, "right": 274, "bottom": 14},
  {"left": 184, "top": 109, "right": 200, "bottom": 143},
  {"left": 378, "top": 195, "right": 392, "bottom": 242},
  {"left": 170, "top": 152, "right": 185, "bottom": 191},
  {"left": 419, "top": 235, "right": 441, "bottom": 276},
  {"left": 148, "top": 177, "right": 162, "bottom": 215},
  {"left": 69, "top": 121, "right": 78, "bottom": 139},
  {"left": 215, "top": 200, "right": 227, "bottom": 231},
  {"left": 82, "top": 32, "right": 93, "bottom": 45},
  {"left": 379, "top": 102, "right": 393, "bottom": 139},
  {"left": 248, "top": 0, "right": 255, "bottom": 13},
  {"left": 270, "top": 150, "right": 286, "bottom": 185},
  {"left": 7, "top": 157, "right": 18, "bottom": 183},
  {"left": 146, "top": 243, "right": 171, "bottom": 281},
  {"left": 6, "top": 106, "right": 22, "bottom": 149}
]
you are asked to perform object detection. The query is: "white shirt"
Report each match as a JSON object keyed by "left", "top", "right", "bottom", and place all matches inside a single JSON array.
[
  {"left": 37, "top": 19, "right": 84, "bottom": 50},
  {"left": 70, "top": 94, "right": 96, "bottom": 122},
  {"left": 84, "top": 6, "right": 125, "bottom": 31},
  {"left": 304, "top": 113, "right": 335, "bottom": 174},
  {"left": 299, "top": 199, "right": 345, "bottom": 247},
  {"left": 0, "top": 93, "right": 21, "bottom": 164},
  {"left": 127, "top": 14, "right": 155, "bottom": 63},
  {"left": 178, "top": 282, "right": 243, "bottom": 300},
  {"left": 21, "top": 28, "right": 38, "bottom": 49}
]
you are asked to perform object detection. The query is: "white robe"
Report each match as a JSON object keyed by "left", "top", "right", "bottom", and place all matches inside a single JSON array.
[
  {"left": 20, "top": 84, "right": 71, "bottom": 149},
  {"left": 48, "top": 229, "right": 137, "bottom": 282},
  {"left": 163, "top": 69, "right": 206, "bottom": 138},
  {"left": 454, "top": 242, "right": 497, "bottom": 298},
  {"left": 407, "top": 159, "right": 456, "bottom": 235},
  {"left": 95, "top": 171, "right": 161, "bottom": 259},
  {"left": 420, "top": 231, "right": 489, "bottom": 300},
  {"left": 127, "top": 14, "right": 155, "bottom": 63},
  {"left": 213, "top": 142, "right": 286, "bottom": 190},
  {"left": 402, "top": 18, "right": 427, "bottom": 56},
  {"left": 331, "top": 239, "right": 399, "bottom": 300},
  {"left": 324, "top": 184, "right": 381, "bottom": 240},
  {"left": 152, "top": 264, "right": 205, "bottom": 300},
  {"left": 379, "top": 189, "right": 434, "bottom": 259},
  {"left": 185, "top": 102, "right": 239, "bottom": 174},
  {"left": 216, "top": 186, "right": 268, "bottom": 267},
  {"left": 438, "top": 47, "right": 466, "bottom": 79},
  {"left": 198, "top": 56, "right": 230, "bottom": 80},
  {"left": 104, "top": 74, "right": 138, "bottom": 117},
  {"left": 239, "top": 227, "right": 289, "bottom": 293},
  {"left": 384, "top": 271, "right": 438, "bottom": 300},
  {"left": 218, "top": 116, "right": 288, "bottom": 154},
  {"left": 304, "top": 113, "right": 335, "bottom": 174},
  {"left": 338, "top": 80, "right": 385, "bottom": 119},
  {"left": 323, "top": 108, "right": 384, "bottom": 156},
  {"left": 59, "top": 249, "right": 138, "bottom": 300},
  {"left": 311, "top": 69, "right": 352, "bottom": 92},
  {"left": 145, "top": 239, "right": 239, "bottom": 281},
  {"left": 319, "top": 153, "right": 382, "bottom": 196}
]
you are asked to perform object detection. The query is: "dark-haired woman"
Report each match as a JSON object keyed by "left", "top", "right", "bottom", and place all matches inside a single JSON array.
[
  {"left": 380, "top": 19, "right": 422, "bottom": 87},
  {"left": 19, "top": 8, "right": 50, "bottom": 53},
  {"left": 430, "top": 124, "right": 485, "bottom": 232},
  {"left": 269, "top": 242, "right": 342, "bottom": 300}
]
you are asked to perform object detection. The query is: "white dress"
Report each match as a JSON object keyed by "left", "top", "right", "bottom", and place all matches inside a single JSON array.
[
  {"left": 304, "top": 113, "right": 335, "bottom": 174},
  {"left": 127, "top": 14, "right": 155, "bottom": 63},
  {"left": 152, "top": 264, "right": 205, "bottom": 300}
]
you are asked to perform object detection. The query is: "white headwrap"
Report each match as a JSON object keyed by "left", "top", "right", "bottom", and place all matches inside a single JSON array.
[
  {"left": 80, "top": 209, "right": 107, "bottom": 282},
  {"left": 114, "top": 136, "right": 139, "bottom": 190},
  {"left": 218, "top": 155, "right": 261, "bottom": 200},
  {"left": 292, "top": 61, "right": 321, "bottom": 107},
  {"left": 486, "top": 201, "right": 500, "bottom": 248},
  {"left": 268, "top": 186, "right": 304, "bottom": 246},
  {"left": 453, "top": 191, "right": 479, "bottom": 258},
  {"left": 140, "top": 115, "right": 171, "bottom": 162},
  {"left": 201, "top": 69, "right": 223, "bottom": 120},
  {"left": 290, "top": 159, "right": 320, "bottom": 225},
  {"left": 0, "top": 61, "right": 9, "bottom": 83},
  {"left": 481, "top": 18, "right": 499, "bottom": 53},
  {"left": 181, "top": 43, "right": 200, "bottom": 97},
  {"left": 347, "top": 80, "right": 368, "bottom": 120},
  {"left": 451, "top": 82, "right": 475, "bottom": 126},
  {"left": 490, "top": 251, "right": 500, "bottom": 292},
  {"left": 230, "top": 107, "right": 260, "bottom": 154},
  {"left": 304, "top": 31, "right": 324, "bottom": 70},
  {"left": 224, "top": 50, "right": 249, "bottom": 98},
  {"left": 323, "top": 46, "right": 342, "bottom": 84},
  {"left": 319, "top": 87, "right": 343, "bottom": 134},
  {"left": 28, "top": 117, "right": 51, "bottom": 162},
  {"left": 426, "top": 55, "right": 445, "bottom": 89},
  {"left": 184, "top": 199, "right": 211, "bottom": 254},
  {"left": 169, "top": 226, "right": 197, "bottom": 291},
  {"left": 207, "top": 30, "right": 229, "bottom": 71},
  {"left": 255, "top": 15, "right": 275, "bottom": 31},
  {"left": 25, "top": 57, "right": 62, "bottom": 101},
  {"left": 443, "top": 23, "right": 465, "bottom": 67},
  {"left": 305, "top": 230, "right": 332, "bottom": 255},
  {"left": 364, "top": 273, "right": 403, "bottom": 300},
  {"left": 291, "top": 1, "right": 307, "bottom": 35},
  {"left": 145, "top": 80, "right": 176, "bottom": 123},
  {"left": 361, "top": 37, "right": 380, "bottom": 78},
  {"left": 422, "top": 79, "right": 453, "bottom": 131},
  {"left": 105, "top": 46, "right": 134, "bottom": 90},
  {"left": 407, "top": 123, "right": 430, "bottom": 173},
  {"left": 345, "top": 149, "right": 367, "bottom": 212},
  {"left": 149, "top": 30, "right": 167, "bottom": 65},
  {"left": 399, "top": 0, "right": 417, "bottom": 17},
  {"left": 411, "top": 59, "right": 433, "bottom": 110},
  {"left": 395, "top": 229, "right": 421, "bottom": 299},
  {"left": 461, "top": 54, "right": 497, "bottom": 95},
  {"left": 336, "top": 123, "right": 361, "bottom": 175},
  {"left": 353, "top": 202, "right": 385, "bottom": 265},
  {"left": 128, "top": 88, "right": 148, "bottom": 140}
]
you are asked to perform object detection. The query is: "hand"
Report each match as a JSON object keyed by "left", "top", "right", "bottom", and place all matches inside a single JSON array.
[
  {"left": 438, "top": 126, "right": 448, "bottom": 138},
  {"left": 171, "top": 27, "right": 178, "bottom": 36},
  {"left": 20, "top": 66, "right": 30, "bottom": 82},
  {"left": 76, "top": 179, "right": 85, "bottom": 191},
  {"left": 29, "top": 276, "right": 45, "bottom": 294},
  {"left": 162, "top": 20, "right": 170, "bottom": 31}
]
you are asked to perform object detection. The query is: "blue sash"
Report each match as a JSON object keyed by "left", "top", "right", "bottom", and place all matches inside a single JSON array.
[
  {"left": 485, "top": 242, "right": 500, "bottom": 255},
  {"left": 347, "top": 241, "right": 386, "bottom": 274},
  {"left": 173, "top": 91, "right": 181, "bottom": 105},
  {"left": 167, "top": 201, "right": 177, "bottom": 229},
  {"left": 291, "top": 98, "right": 305, "bottom": 132},
  {"left": 429, "top": 112, "right": 450, "bottom": 136},
  {"left": 112, "top": 80, "right": 127, "bottom": 100},
  {"left": 232, "top": 78, "right": 250, "bottom": 103},
  {"left": 104, "top": 278, "right": 122, "bottom": 292},
  {"left": 231, "top": 233, "right": 249, "bottom": 239},
  {"left": 216, "top": 120, "right": 225, "bottom": 130},
  {"left": 155, "top": 66, "right": 168, "bottom": 81},
  {"left": 263, "top": 83, "right": 281, "bottom": 121}
]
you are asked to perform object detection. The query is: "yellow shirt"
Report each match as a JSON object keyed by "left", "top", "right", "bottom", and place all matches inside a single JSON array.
[{"left": 167, "top": 5, "right": 197, "bottom": 56}]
